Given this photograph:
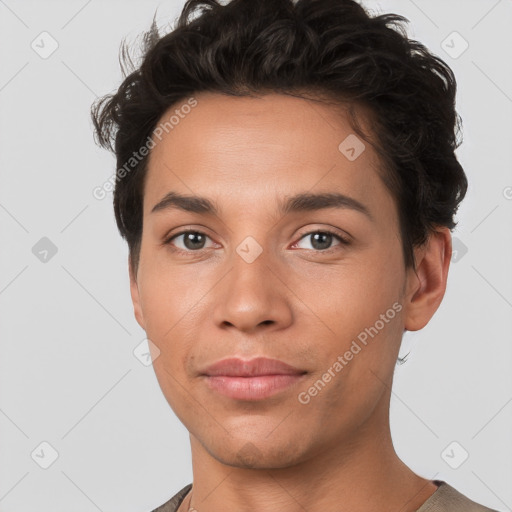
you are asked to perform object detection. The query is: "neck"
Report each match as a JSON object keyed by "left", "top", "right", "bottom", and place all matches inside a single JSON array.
[{"left": 184, "top": 396, "right": 438, "bottom": 512}]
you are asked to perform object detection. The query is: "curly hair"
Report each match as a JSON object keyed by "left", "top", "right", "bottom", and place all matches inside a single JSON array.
[{"left": 91, "top": 0, "right": 467, "bottom": 276}]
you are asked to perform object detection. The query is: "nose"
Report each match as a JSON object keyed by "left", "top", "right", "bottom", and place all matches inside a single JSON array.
[{"left": 211, "top": 245, "right": 293, "bottom": 334}]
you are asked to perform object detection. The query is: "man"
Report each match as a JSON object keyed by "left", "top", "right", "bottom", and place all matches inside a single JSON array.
[{"left": 91, "top": 0, "right": 499, "bottom": 511}]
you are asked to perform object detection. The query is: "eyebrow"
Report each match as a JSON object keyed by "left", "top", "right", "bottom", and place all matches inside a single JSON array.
[{"left": 151, "top": 191, "right": 373, "bottom": 221}]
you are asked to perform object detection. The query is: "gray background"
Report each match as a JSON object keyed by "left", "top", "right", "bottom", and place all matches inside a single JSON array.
[{"left": 0, "top": 0, "right": 511, "bottom": 511}]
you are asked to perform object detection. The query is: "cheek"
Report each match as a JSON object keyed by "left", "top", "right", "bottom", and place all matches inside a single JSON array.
[
  {"left": 302, "top": 245, "right": 405, "bottom": 387},
  {"left": 138, "top": 249, "right": 209, "bottom": 324},
  {"left": 355, "top": 236, "right": 405, "bottom": 321},
  {"left": 316, "top": 256, "right": 403, "bottom": 338},
  {"left": 136, "top": 264, "right": 201, "bottom": 366}
]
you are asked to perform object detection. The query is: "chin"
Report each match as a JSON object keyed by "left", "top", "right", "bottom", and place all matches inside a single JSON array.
[{"left": 201, "top": 433, "right": 311, "bottom": 470}]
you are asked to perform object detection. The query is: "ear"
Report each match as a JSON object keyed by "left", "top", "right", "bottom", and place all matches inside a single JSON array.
[
  {"left": 129, "top": 256, "right": 146, "bottom": 331},
  {"left": 403, "top": 227, "right": 452, "bottom": 332}
]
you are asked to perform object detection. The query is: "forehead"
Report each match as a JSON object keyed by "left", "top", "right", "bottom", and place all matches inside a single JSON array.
[{"left": 143, "top": 92, "right": 393, "bottom": 219}]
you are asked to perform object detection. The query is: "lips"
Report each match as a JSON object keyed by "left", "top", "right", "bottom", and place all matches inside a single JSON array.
[
  {"left": 202, "top": 357, "right": 305, "bottom": 377},
  {"left": 201, "top": 357, "right": 307, "bottom": 400}
]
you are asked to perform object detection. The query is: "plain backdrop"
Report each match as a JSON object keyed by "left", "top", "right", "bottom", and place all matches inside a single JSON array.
[{"left": 0, "top": 0, "right": 511, "bottom": 511}]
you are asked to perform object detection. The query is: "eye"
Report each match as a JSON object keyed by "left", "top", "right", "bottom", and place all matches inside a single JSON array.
[
  {"left": 293, "top": 229, "right": 351, "bottom": 252},
  {"left": 163, "top": 228, "right": 351, "bottom": 256},
  {"left": 164, "top": 230, "right": 216, "bottom": 253}
]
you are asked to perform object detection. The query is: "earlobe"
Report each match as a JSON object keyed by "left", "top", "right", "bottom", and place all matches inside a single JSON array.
[
  {"left": 129, "top": 257, "right": 146, "bottom": 331},
  {"left": 403, "top": 228, "right": 452, "bottom": 332}
]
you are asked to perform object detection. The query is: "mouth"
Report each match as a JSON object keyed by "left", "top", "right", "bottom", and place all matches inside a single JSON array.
[{"left": 200, "top": 357, "right": 307, "bottom": 400}]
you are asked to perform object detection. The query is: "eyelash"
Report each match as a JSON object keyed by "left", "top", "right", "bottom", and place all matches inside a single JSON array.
[{"left": 163, "top": 228, "right": 351, "bottom": 256}]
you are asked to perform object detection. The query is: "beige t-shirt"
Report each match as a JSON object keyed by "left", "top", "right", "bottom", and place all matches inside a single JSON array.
[{"left": 151, "top": 480, "right": 499, "bottom": 512}]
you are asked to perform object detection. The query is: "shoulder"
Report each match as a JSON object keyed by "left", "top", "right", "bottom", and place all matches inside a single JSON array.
[
  {"left": 149, "top": 480, "right": 500, "bottom": 512},
  {"left": 150, "top": 483, "right": 192, "bottom": 512},
  {"left": 416, "top": 481, "right": 500, "bottom": 512}
]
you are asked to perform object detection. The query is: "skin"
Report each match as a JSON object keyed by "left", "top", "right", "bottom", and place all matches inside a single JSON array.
[{"left": 129, "top": 92, "right": 452, "bottom": 512}]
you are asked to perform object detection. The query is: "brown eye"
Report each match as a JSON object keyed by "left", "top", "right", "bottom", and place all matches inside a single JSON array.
[
  {"left": 165, "top": 230, "right": 214, "bottom": 253},
  {"left": 294, "top": 230, "right": 350, "bottom": 252}
]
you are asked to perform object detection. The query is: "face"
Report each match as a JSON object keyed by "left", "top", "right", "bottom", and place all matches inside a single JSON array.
[{"left": 130, "top": 92, "right": 447, "bottom": 468}]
